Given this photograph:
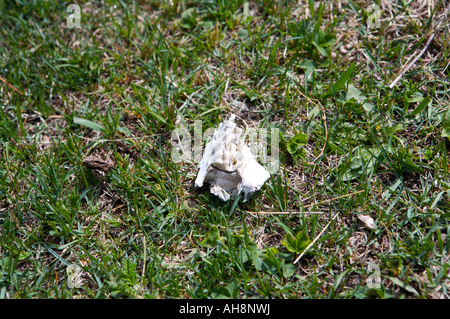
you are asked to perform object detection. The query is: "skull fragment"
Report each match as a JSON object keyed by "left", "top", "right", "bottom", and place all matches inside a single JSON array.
[{"left": 195, "top": 115, "right": 270, "bottom": 201}]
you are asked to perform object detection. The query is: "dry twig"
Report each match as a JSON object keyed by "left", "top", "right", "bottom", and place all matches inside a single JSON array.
[
  {"left": 0, "top": 75, "right": 24, "bottom": 95},
  {"left": 389, "top": 5, "right": 449, "bottom": 88},
  {"left": 294, "top": 212, "right": 340, "bottom": 264}
]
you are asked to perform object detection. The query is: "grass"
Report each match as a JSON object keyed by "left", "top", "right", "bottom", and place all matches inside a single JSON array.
[{"left": 0, "top": 0, "right": 449, "bottom": 299}]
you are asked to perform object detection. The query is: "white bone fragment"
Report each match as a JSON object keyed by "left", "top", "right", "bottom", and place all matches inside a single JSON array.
[
  {"left": 357, "top": 214, "right": 375, "bottom": 230},
  {"left": 195, "top": 114, "right": 270, "bottom": 201}
]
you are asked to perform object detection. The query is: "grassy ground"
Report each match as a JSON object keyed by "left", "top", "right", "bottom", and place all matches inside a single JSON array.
[{"left": 1, "top": 0, "right": 449, "bottom": 299}]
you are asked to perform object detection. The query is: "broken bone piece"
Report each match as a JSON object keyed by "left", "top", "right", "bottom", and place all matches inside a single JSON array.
[
  {"left": 195, "top": 114, "right": 270, "bottom": 201},
  {"left": 357, "top": 214, "right": 375, "bottom": 230}
]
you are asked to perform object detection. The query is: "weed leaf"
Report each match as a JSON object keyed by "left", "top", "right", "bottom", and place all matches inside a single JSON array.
[
  {"left": 73, "top": 117, "right": 105, "bottom": 133},
  {"left": 281, "top": 231, "right": 310, "bottom": 254}
]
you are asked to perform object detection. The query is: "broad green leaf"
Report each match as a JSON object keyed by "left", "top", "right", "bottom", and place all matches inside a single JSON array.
[
  {"left": 339, "top": 146, "right": 380, "bottom": 181},
  {"left": 248, "top": 249, "right": 263, "bottom": 271},
  {"left": 314, "top": 42, "right": 331, "bottom": 58},
  {"left": 281, "top": 231, "right": 310, "bottom": 254},
  {"left": 180, "top": 8, "right": 197, "bottom": 29},
  {"left": 346, "top": 84, "right": 366, "bottom": 103},
  {"left": 298, "top": 59, "right": 315, "bottom": 83},
  {"left": 73, "top": 117, "right": 105, "bottom": 132},
  {"left": 325, "top": 62, "right": 356, "bottom": 98},
  {"left": 387, "top": 276, "right": 419, "bottom": 296},
  {"left": 237, "top": 28, "right": 249, "bottom": 39},
  {"left": 211, "top": 280, "right": 239, "bottom": 299},
  {"left": 400, "top": 155, "right": 422, "bottom": 172},
  {"left": 283, "top": 263, "right": 296, "bottom": 278},
  {"left": 202, "top": 225, "right": 224, "bottom": 247},
  {"left": 410, "top": 96, "right": 431, "bottom": 116},
  {"left": 286, "top": 132, "right": 308, "bottom": 155}
]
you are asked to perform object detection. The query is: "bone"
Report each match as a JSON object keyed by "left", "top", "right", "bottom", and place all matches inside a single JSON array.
[{"left": 195, "top": 114, "right": 270, "bottom": 201}]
